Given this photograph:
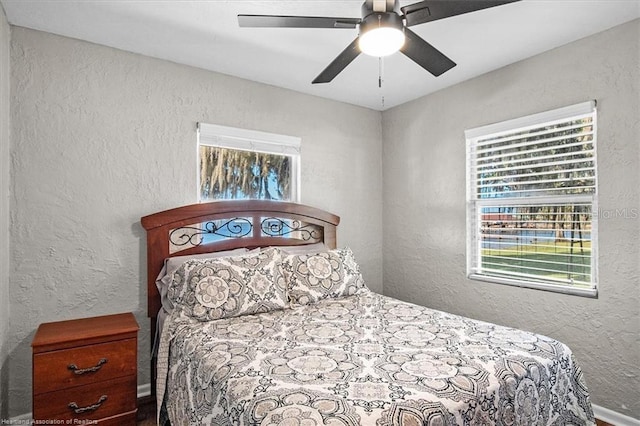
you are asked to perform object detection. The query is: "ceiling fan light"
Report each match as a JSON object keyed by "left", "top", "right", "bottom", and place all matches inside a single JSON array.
[{"left": 359, "top": 26, "right": 405, "bottom": 57}]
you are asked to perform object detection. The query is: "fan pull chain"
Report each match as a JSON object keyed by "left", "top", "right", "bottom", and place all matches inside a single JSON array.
[{"left": 379, "top": 57, "right": 385, "bottom": 108}]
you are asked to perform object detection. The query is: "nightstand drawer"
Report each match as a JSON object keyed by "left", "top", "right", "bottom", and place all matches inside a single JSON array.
[
  {"left": 33, "top": 374, "right": 136, "bottom": 421},
  {"left": 33, "top": 338, "right": 136, "bottom": 394}
]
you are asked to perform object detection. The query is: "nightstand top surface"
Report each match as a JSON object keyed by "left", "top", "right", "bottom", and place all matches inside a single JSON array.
[{"left": 32, "top": 312, "right": 139, "bottom": 353}]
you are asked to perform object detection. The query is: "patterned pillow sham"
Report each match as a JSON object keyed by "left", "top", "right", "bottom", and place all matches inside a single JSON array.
[
  {"left": 155, "top": 247, "right": 250, "bottom": 314},
  {"left": 282, "top": 247, "right": 366, "bottom": 307},
  {"left": 167, "top": 247, "right": 287, "bottom": 321}
]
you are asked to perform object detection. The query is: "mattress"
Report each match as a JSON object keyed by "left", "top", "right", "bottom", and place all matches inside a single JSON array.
[{"left": 156, "top": 290, "right": 595, "bottom": 425}]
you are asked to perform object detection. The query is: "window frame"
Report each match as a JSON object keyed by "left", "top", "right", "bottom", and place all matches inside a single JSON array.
[
  {"left": 465, "top": 101, "right": 598, "bottom": 297},
  {"left": 197, "top": 123, "right": 301, "bottom": 202}
]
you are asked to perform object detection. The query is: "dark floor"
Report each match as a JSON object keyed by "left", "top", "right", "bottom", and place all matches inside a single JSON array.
[{"left": 136, "top": 395, "right": 156, "bottom": 425}]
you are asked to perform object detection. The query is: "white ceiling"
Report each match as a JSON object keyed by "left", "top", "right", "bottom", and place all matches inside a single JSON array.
[{"left": 1, "top": 0, "right": 638, "bottom": 110}]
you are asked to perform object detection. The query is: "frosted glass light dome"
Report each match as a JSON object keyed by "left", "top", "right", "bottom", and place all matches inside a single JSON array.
[{"left": 359, "top": 26, "right": 405, "bottom": 57}]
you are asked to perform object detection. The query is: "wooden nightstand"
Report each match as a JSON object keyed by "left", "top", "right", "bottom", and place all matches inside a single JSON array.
[{"left": 32, "top": 312, "right": 139, "bottom": 425}]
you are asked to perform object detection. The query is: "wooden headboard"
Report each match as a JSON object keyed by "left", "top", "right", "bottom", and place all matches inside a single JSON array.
[{"left": 140, "top": 199, "right": 340, "bottom": 321}]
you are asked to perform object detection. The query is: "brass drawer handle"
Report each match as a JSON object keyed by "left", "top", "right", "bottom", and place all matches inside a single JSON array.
[
  {"left": 67, "top": 358, "right": 108, "bottom": 375},
  {"left": 68, "top": 395, "right": 107, "bottom": 414}
]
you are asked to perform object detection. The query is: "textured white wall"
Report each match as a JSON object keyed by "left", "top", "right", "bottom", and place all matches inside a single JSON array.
[
  {"left": 0, "top": 3, "right": 11, "bottom": 420},
  {"left": 382, "top": 19, "right": 640, "bottom": 418},
  {"left": 7, "top": 27, "right": 382, "bottom": 416},
  {"left": 6, "top": 15, "right": 638, "bottom": 421}
]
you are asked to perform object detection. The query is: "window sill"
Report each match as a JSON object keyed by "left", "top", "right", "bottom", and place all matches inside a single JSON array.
[{"left": 468, "top": 273, "right": 598, "bottom": 298}]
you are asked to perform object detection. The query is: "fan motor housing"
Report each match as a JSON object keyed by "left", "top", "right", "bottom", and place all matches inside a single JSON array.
[{"left": 359, "top": 12, "right": 404, "bottom": 36}]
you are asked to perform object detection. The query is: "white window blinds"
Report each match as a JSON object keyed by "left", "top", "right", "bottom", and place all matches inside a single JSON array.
[
  {"left": 466, "top": 101, "right": 598, "bottom": 297},
  {"left": 198, "top": 123, "right": 301, "bottom": 156}
]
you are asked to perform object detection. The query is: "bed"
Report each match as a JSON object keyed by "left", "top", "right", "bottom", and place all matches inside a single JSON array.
[{"left": 141, "top": 200, "right": 595, "bottom": 425}]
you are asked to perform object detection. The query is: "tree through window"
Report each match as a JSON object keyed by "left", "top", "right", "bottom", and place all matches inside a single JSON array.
[
  {"left": 198, "top": 123, "right": 300, "bottom": 202},
  {"left": 465, "top": 101, "right": 598, "bottom": 297}
]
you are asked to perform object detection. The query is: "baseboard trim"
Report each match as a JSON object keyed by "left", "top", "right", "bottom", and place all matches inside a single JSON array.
[
  {"left": 137, "top": 382, "right": 151, "bottom": 399},
  {"left": 593, "top": 404, "right": 640, "bottom": 426}
]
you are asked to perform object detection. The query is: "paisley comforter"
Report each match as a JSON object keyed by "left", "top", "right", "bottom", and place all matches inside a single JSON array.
[{"left": 157, "top": 290, "right": 594, "bottom": 425}]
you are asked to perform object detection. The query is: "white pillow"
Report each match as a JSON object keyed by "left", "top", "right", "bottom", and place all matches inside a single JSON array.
[{"left": 274, "top": 242, "right": 328, "bottom": 255}]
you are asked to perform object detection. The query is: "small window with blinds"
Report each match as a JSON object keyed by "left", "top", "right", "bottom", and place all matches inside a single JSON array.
[{"left": 465, "top": 101, "right": 598, "bottom": 297}]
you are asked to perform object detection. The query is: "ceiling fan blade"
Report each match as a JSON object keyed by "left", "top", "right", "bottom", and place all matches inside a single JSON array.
[
  {"left": 402, "top": 0, "right": 520, "bottom": 27},
  {"left": 400, "top": 28, "right": 456, "bottom": 77},
  {"left": 312, "top": 38, "right": 361, "bottom": 84},
  {"left": 238, "top": 14, "right": 360, "bottom": 29}
]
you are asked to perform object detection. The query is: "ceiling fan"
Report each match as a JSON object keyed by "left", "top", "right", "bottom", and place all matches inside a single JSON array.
[{"left": 238, "top": 0, "right": 520, "bottom": 84}]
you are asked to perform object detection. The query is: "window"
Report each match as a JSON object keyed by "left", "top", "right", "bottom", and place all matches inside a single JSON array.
[
  {"left": 198, "top": 123, "right": 300, "bottom": 202},
  {"left": 465, "top": 101, "right": 598, "bottom": 297}
]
